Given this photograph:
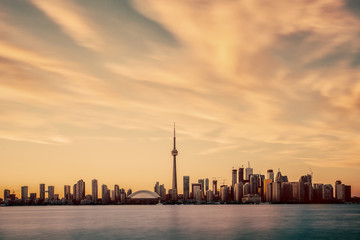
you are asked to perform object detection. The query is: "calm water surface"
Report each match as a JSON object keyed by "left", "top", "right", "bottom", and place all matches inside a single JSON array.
[{"left": 0, "top": 204, "right": 359, "bottom": 240}]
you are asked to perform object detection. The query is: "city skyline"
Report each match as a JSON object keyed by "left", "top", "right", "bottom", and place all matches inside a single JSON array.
[{"left": 1, "top": 0, "right": 360, "bottom": 197}]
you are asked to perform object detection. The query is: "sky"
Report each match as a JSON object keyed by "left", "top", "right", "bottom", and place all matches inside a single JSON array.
[{"left": 1, "top": 0, "right": 360, "bottom": 198}]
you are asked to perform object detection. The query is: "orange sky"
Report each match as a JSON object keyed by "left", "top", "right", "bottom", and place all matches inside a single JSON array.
[{"left": 0, "top": 0, "right": 360, "bottom": 198}]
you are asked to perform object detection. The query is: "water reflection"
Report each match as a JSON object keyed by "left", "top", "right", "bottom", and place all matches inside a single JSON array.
[{"left": 0, "top": 205, "right": 359, "bottom": 240}]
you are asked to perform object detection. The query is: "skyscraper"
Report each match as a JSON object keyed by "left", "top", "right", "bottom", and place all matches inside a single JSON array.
[
  {"left": 245, "top": 162, "right": 253, "bottom": 180},
  {"left": 183, "top": 176, "right": 190, "bottom": 201},
  {"left": 39, "top": 183, "right": 45, "bottom": 201},
  {"left": 212, "top": 180, "right": 218, "bottom": 195},
  {"left": 154, "top": 182, "right": 160, "bottom": 195},
  {"left": 21, "top": 186, "right": 28, "bottom": 202},
  {"left": 238, "top": 167, "right": 244, "bottom": 183},
  {"left": 205, "top": 178, "right": 209, "bottom": 191},
  {"left": 171, "top": 124, "right": 178, "bottom": 202},
  {"left": 48, "top": 186, "right": 55, "bottom": 200},
  {"left": 232, "top": 169, "right": 237, "bottom": 189},
  {"left": 92, "top": 179, "right": 98, "bottom": 203},
  {"left": 64, "top": 185, "right": 71, "bottom": 199},
  {"left": 76, "top": 179, "right": 85, "bottom": 201},
  {"left": 114, "top": 185, "right": 120, "bottom": 203},
  {"left": 267, "top": 169, "right": 274, "bottom": 182}
]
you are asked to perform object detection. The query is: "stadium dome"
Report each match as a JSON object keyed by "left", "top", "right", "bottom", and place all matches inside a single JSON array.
[{"left": 127, "top": 190, "right": 160, "bottom": 204}]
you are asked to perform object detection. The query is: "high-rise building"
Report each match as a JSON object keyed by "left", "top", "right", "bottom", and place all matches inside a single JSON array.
[
  {"left": 30, "top": 193, "right": 36, "bottom": 202},
  {"left": 299, "top": 174, "right": 312, "bottom": 202},
  {"left": 245, "top": 162, "right": 253, "bottom": 181},
  {"left": 205, "top": 178, "right": 209, "bottom": 191},
  {"left": 154, "top": 182, "right": 160, "bottom": 195},
  {"left": 313, "top": 184, "right": 323, "bottom": 202},
  {"left": 345, "top": 185, "right": 351, "bottom": 201},
  {"left": 267, "top": 169, "right": 274, "bottom": 182},
  {"left": 192, "top": 183, "right": 202, "bottom": 200},
  {"left": 322, "top": 184, "right": 333, "bottom": 200},
  {"left": 183, "top": 176, "right": 190, "bottom": 201},
  {"left": 220, "top": 185, "right": 229, "bottom": 202},
  {"left": 92, "top": 179, "right": 98, "bottom": 203},
  {"left": 102, "top": 184, "right": 109, "bottom": 204},
  {"left": 160, "top": 184, "right": 166, "bottom": 201},
  {"left": 250, "top": 174, "right": 260, "bottom": 194},
  {"left": 171, "top": 124, "right": 179, "bottom": 202},
  {"left": 335, "top": 180, "right": 345, "bottom": 200},
  {"left": 212, "top": 180, "right": 218, "bottom": 195},
  {"left": 234, "top": 182, "right": 244, "bottom": 202},
  {"left": 127, "top": 188, "right": 132, "bottom": 196},
  {"left": 4, "top": 189, "right": 11, "bottom": 200},
  {"left": 206, "top": 190, "right": 213, "bottom": 202},
  {"left": 272, "top": 182, "right": 281, "bottom": 203},
  {"left": 198, "top": 179, "right": 204, "bottom": 195},
  {"left": 21, "top": 186, "right": 28, "bottom": 202},
  {"left": 238, "top": 167, "right": 244, "bottom": 183},
  {"left": 48, "top": 186, "right": 55, "bottom": 200},
  {"left": 264, "top": 179, "right": 273, "bottom": 202},
  {"left": 64, "top": 185, "right": 71, "bottom": 200},
  {"left": 232, "top": 169, "right": 237, "bottom": 190},
  {"left": 76, "top": 179, "right": 85, "bottom": 201},
  {"left": 114, "top": 185, "right": 120, "bottom": 203},
  {"left": 73, "top": 184, "right": 77, "bottom": 201},
  {"left": 39, "top": 184, "right": 45, "bottom": 201}
]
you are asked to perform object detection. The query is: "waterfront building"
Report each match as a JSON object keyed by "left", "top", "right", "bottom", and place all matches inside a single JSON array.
[
  {"left": 250, "top": 174, "right": 260, "bottom": 195},
  {"left": 92, "top": 179, "right": 98, "bottom": 203},
  {"left": 198, "top": 179, "right": 204, "bottom": 195},
  {"left": 48, "top": 186, "right": 55, "bottom": 200},
  {"left": 64, "top": 185, "right": 71, "bottom": 200},
  {"left": 76, "top": 179, "right": 85, "bottom": 201},
  {"left": 21, "top": 186, "right": 28, "bottom": 202},
  {"left": 313, "top": 184, "right": 324, "bottom": 202},
  {"left": 234, "top": 182, "right": 244, "bottom": 202},
  {"left": 54, "top": 194, "right": 59, "bottom": 200},
  {"left": 238, "top": 167, "right": 244, "bottom": 183},
  {"left": 335, "top": 181, "right": 345, "bottom": 200},
  {"left": 232, "top": 169, "right": 237, "bottom": 189},
  {"left": 265, "top": 182, "right": 272, "bottom": 202},
  {"left": 243, "top": 183, "right": 250, "bottom": 195},
  {"left": 345, "top": 185, "right": 351, "bottom": 201},
  {"left": 192, "top": 183, "right": 202, "bottom": 200},
  {"left": 154, "top": 182, "right": 160, "bottom": 195},
  {"left": 206, "top": 190, "right": 213, "bottom": 202},
  {"left": 272, "top": 182, "right": 281, "bottom": 203},
  {"left": 245, "top": 162, "right": 253, "bottom": 181},
  {"left": 4, "top": 189, "right": 10, "bottom": 200},
  {"left": 299, "top": 174, "right": 312, "bottom": 202},
  {"left": 127, "top": 190, "right": 160, "bottom": 204},
  {"left": 102, "top": 184, "right": 108, "bottom": 204},
  {"left": 39, "top": 184, "right": 45, "bottom": 201},
  {"left": 30, "top": 193, "right": 36, "bottom": 202},
  {"left": 160, "top": 184, "right": 166, "bottom": 201},
  {"left": 127, "top": 188, "right": 132, "bottom": 197},
  {"left": 267, "top": 169, "right": 274, "bottom": 182},
  {"left": 171, "top": 124, "right": 179, "bottom": 202},
  {"left": 264, "top": 179, "right": 273, "bottom": 202},
  {"left": 183, "top": 176, "right": 190, "bottom": 201},
  {"left": 114, "top": 185, "right": 120, "bottom": 203},
  {"left": 73, "top": 184, "right": 77, "bottom": 201},
  {"left": 212, "top": 180, "right": 218, "bottom": 195},
  {"left": 205, "top": 178, "right": 209, "bottom": 191},
  {"left": 322, "top": 184, "right": 333, "bottom": 200},
  {"left": 220, "top": 185, "right": 229, "bottom": 202}
]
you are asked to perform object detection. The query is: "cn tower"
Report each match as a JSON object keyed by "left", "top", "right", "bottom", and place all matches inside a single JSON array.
[{"left": 171, "top": 123, "right": 178, "bottom": 201}]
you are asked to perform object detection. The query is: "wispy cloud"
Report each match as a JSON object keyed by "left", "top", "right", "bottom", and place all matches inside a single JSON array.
[{"left": 30, "top": 0, "right": 103, "bottom": 51}]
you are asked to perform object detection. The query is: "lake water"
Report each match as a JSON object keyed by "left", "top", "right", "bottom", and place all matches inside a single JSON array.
[{"left": 0, "top": 204, "right": 359, "bottom": 240}]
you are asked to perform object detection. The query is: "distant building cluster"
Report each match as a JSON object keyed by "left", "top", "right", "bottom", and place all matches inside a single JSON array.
[
  {"left": 1, "top": 126, "right": 357, "bottom": 206},
  {"left": 159, "top": 162, "right": 354, "bottom": 204},
  {"left": 1, "top": 179, "right": 134, "bottom": 206}
]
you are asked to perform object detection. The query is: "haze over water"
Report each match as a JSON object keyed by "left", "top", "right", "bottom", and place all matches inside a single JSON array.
[{"left": 0, "top": 205, "right": 359, "bottom": 240}]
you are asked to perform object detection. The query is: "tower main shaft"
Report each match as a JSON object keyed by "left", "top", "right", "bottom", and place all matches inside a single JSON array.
[{"left": 171, "top": 123, "right": 178, "bottom": 201}]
